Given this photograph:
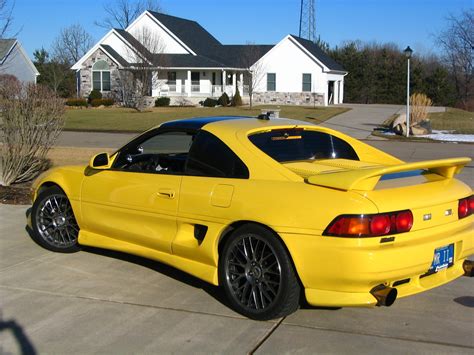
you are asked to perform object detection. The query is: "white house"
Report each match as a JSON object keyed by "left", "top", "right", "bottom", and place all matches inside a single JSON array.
[
  {"left": 0, "top": 39, "right": 39, "bottom": 83},
  {"left": 72, "top": 11, "right": 347, "bottom": 106}
]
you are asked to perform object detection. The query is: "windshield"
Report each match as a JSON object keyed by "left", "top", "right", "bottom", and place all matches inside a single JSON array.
[{"left": 248, "top": 129, "right": 359, "bottom": 162}]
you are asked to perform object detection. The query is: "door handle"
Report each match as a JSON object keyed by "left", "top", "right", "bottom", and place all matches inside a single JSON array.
[{"left": 157, "top": 189, "right": 175, "bottom": 199}]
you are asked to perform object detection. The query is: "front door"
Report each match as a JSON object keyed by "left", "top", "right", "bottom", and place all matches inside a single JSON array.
[{"left": 81, "top": 130, "right": 195, "bottom": 253}]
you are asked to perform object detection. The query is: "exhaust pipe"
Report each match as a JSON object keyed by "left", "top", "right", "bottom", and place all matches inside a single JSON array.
[
  {"left": 463, "top": 260, "right": 474, "bottom": 277},
  {"left": 370, "top": 284, "right": 397, "bottom": 307}
]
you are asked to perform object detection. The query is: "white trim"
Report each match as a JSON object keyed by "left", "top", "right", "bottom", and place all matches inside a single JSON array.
[
  {"left": 141, "top": 66, "right": 245, "bottom": 71},
  {"left": 287, "top": 36, "right": 328, "bottom": 71},
  {"left": 0, "top": 40, "right": 40, "bottom": 76},
  {"left": 15, "top": 41, "right": 40, "bottom": 75},
  {"left": 127, "top": 11, "right": 197, "bottom": 56},
  {"left": 97, "top": 45, "right": 122, "bottom": 67},
  {"left": 71, "top": 30, "right": 115, "bottom": 70}
]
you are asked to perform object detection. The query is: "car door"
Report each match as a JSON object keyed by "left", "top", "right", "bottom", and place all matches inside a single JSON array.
[
  {"left": 80, "top": 130, "right": 194, "bottom": 253},
  {"left": 173, "top": 130, "right": 249, "bottom": 263}
]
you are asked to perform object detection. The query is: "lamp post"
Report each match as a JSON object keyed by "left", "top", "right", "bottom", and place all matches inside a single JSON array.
[{"left": 404, "top": 46, "right": 413, "bottom": 137}]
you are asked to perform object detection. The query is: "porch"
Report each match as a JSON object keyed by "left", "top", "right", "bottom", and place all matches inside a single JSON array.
[{"left": 153, "top": 69, "right": 249, "bottom": 98}]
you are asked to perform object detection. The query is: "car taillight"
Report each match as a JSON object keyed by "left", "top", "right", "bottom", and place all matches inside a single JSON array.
[
  {"left": 324, "top": 210, "right": 413, "bottom": 237},
  {"left": 458, "top": 195, "right": 474, "bottom": 219}
]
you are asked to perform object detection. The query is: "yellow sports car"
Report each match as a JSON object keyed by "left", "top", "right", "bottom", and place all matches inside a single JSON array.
[{"left": 30, "top": 116, "right": 473, "bottom": 320}]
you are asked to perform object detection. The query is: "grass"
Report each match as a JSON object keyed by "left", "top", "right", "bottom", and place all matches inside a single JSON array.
[
  {"left": 64, "top": 105, "right": 350, "bottom": 132},
  {"left": 428, "top": 108, "right": 474, "bottom": 134}
]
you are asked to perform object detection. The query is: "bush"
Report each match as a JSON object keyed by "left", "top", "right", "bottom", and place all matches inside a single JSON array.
[
  {"left": 155, "top": 97, "right": 170, "bottom": 107},
  {"left": 0, "top": 83, "right": 65, "bottom": 186},
  {"left": 218, "top": 92, "right": 230, "bottom": 106},
  {"left": 231, "top": 88, "right": 243, "bottom": 106},
  {"left": 65, "top": 98, "right": 87, "bottom": 107},
  {"left": 410, "top": 93, "right": 433, "bottom": 125},
  {"left": 88, "top": 89, "right": 102, "bottom": 103},
  {"left": 90, "top": 98, "right": 114, "bottom": 107},
  {"left": 202, "top": 98, "right": 218, "bottom": 107}
]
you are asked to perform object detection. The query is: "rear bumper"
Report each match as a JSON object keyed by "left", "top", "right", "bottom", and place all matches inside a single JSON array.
[{"left": 280, "top": 216, "right": 473, "bottom": 307}]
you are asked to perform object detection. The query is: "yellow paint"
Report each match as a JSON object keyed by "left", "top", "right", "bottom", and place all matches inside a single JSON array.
[{"left": 32, "top": 118, "right": 474, "bottom": 306}]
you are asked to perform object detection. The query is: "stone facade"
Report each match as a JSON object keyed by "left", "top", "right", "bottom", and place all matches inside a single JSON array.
[
  {"left": 79, "top": 49, "right": 122, "bottom": 99},
  {"left": 253, "top": 92, "right": 324, "bottom": 106}
]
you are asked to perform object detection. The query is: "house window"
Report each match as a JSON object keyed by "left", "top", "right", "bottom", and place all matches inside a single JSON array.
[
  {"left": 167, "top": 72, "right": 176, "bottom": 91},
  {"left": 92, "top": 60, "right": 111, "bottom": 92},
  {"left": 302, "top": 73, "right": 312, "bottom": 92},
  {"left": 167, "top": 72, "right": 176, "bottom": 83},
  {"left": 267, "top": 73, "right": 276, "bottom": 91}
]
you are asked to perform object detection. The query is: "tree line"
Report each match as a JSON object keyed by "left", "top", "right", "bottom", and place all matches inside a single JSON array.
[{"left": 326, "top": 9, "right": 472, "bottom": 110}]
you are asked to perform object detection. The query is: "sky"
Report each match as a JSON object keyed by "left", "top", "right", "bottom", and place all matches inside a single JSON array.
[{"left": 11, "top": 0, "right": 472, "bottom": 59}]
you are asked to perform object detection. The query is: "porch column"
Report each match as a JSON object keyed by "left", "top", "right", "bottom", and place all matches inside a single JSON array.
[
  {"left": 340, "top": 79, "right": 344, "bottom": 103},
  {"left": 239, "top": 73, "right": 244, "bottom": 94},
  {"left": 176, "top": 78, "right": 182, "bottom": 94},
  {"left": 222, "top": 70, "right": 226, "bottom": 93},
  {"left": 186, "top": 70, "right": 191, "bottom": 97},
  {"left": 232, "top": 73, "right": 236, "bottom": 96},
  {"left": 333, "top": 81, "right": 339, "bottom": 105}
]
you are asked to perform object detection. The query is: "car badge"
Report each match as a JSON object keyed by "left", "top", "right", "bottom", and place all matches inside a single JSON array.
[
  {"left": 423, "top": 213, "right": 432, "bottom": 221},
  {"left": 445, "top": 209, "right": 453, "bottom": 216}
]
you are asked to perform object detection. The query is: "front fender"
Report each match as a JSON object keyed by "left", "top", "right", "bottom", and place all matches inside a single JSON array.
[{"left": 32, "top": 165, "right": 87, "bottom": 224}]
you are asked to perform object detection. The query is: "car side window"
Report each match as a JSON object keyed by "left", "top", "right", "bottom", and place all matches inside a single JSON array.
[
  {"left": 185, "top": 130, "right": 249, "bottom": 179},
  {"left": 113, "top": 131, "right": 194, "bottom": 174}
]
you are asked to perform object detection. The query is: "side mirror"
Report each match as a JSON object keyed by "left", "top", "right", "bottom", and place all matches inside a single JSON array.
[{"left": 89, "top": 152, "right": 111, "bottom": 169}]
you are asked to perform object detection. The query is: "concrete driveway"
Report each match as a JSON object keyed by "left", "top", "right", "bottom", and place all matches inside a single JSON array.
[{"left": 0, "top": 204, "right": 473, "bottom": 354}]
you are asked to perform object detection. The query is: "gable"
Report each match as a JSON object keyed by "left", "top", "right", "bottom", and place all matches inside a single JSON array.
[
  {"left": 0, "top": 39, "right": 16, "bottom": 63},
  {"left": 126, "top": 12, "right": 193, "bottom": 54}
]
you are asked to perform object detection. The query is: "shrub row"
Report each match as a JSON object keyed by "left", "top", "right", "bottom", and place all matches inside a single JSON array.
[
  {"left": 155, "top": 97, "right": 170, "bottom": 107},
  {"left": 90, "top": 98, "right": 114, "bottom": 107},
  {"left": 65, "top": 98, "right": 87, "bottom": 107}
]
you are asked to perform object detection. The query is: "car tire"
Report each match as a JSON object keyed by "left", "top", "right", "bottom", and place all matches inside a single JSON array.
[
  {"left": 31, "top": 186, "right": 81, "bottom": 253},
  {"left": 219, "top": 224, "right": 300, "bottom": 320}
]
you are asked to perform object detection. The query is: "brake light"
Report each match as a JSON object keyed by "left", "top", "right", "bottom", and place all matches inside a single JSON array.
[
  {"left": 324, "top": 210, "right": 413, "bottom": 237},
  {"left": 458, "top": 195, "right": 474, "bottom": 219}
]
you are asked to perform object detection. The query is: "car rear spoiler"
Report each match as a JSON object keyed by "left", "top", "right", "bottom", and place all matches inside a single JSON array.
[{"left": 306, "top": 157, "right": 471, "bottom": 191}]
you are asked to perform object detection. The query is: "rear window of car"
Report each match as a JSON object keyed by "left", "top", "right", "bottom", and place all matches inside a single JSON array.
[{"left": 248, "top": 129, "right": 359, "bottom": 162}]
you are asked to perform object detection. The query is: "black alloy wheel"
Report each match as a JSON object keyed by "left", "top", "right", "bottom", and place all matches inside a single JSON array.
[
  {"left": 219, "top": 225, "right": 300, "bottom": 320},
  {"left": 31, "top": 186, "right": 80, "bottom": 253}
]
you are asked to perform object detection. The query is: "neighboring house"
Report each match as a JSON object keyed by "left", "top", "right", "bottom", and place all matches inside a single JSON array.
[
  {"left": 0, "top": 39, "right": 39, "bottom": 83},
  {"left": 72, "top": 11, "right": 347, "bottom": 106}
]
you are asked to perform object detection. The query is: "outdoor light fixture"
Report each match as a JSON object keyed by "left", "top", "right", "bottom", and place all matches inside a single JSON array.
[{"left": 404, "top": 46, "right": 413, "bottom": 137}]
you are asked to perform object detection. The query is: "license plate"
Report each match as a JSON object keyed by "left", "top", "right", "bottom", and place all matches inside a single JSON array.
[{"left": 429, "top": 244, "right": 454, "bottom": 272}]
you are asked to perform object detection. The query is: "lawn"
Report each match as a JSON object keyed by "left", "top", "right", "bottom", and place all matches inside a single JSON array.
[
  {"left": 65, "top": 105, "right": 350, "bottom": 132},
  {"left": 428, "top": 108, "right": 474, "bottom": 134}
]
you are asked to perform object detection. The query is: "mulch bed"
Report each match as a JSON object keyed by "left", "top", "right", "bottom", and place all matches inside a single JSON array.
[{"left": 0, "top": 183, "right": 32, "bottom": 205}]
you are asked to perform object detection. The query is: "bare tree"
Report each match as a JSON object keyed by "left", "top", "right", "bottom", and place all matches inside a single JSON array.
[
  {"left": 51, "top": 24, "right": 94, "bottom": 65},
  {"left": 119, "top": 26, "right": 165, "bottom": 110},
  {"left": 0, "top": 0, "right": 15, "bottom": 38},
  {"left": 437, "top": 9, "right": 474, "bottom": 109},
  {"left": 0, "top": 81, "right": 65, "bottom": 186},
  {"left": 95, "top": 0, "right": 162, "bottom": 29},
  {"left": 241, "top": 43, "right": 267, "bottom": 108}
]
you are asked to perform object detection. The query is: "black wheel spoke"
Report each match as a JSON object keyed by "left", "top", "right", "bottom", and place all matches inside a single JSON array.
[
  {"left": 224, "top": 233, "right": 282, "bottom": 313},
  {"left": 35, "top": 193, "right": 79, "bottom": 249}
]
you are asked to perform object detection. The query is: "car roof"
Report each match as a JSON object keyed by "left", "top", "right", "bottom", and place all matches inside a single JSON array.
[
  {"left": 159, "top": 116, "right": 249, "bottom": 131},
  {"left": 159, "top": 116, "right": 312, "bottom": 132}
]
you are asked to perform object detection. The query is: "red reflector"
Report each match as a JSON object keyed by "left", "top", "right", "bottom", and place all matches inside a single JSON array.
[
  {"left": 458, "top": 196, "right": 474, "bottom": 219},
  {"left": 458, "top": 199, "right": 469, "bottom": 219},
  {"left": 396, "top": 211, "right": 413, "bottom": 232},
  {"left": 370, "top": 215, "right": 391, "bottom": 235}
]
